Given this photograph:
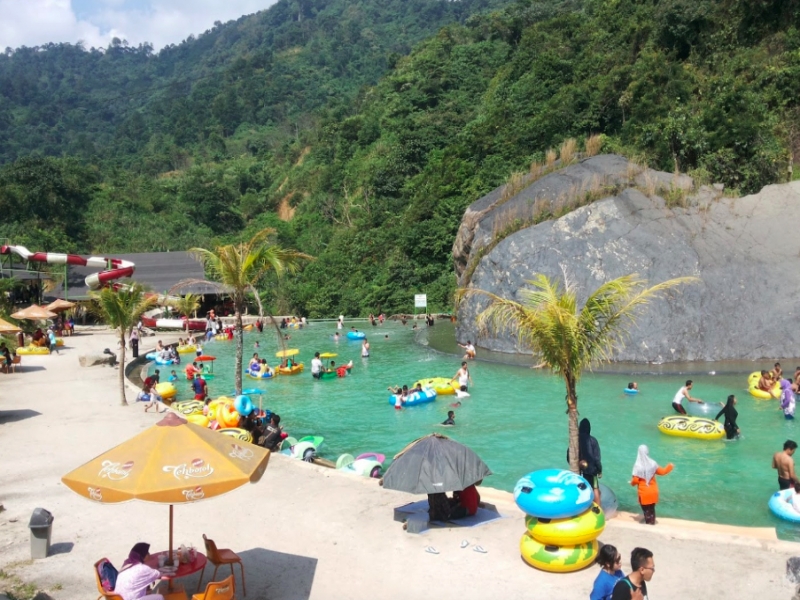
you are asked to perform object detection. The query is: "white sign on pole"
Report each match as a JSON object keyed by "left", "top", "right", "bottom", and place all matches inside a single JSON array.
[{"left": 414, "top": 294, "right": 427, "bottom": 308}]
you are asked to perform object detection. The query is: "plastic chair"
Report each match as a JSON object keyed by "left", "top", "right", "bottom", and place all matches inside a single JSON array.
[
  {"left": 93, "top": 559, "right": 124, "bottom": 600},
  {"left": 197, "top": 535, "right": 246, "bottom": 596},
  {"left": 192, "top": 574, "right": 235, "bottom": 600}
]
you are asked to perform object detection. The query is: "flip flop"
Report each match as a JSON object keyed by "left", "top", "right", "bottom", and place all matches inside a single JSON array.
[
  {"left": 473, "top": 545, "right": 487, "bottom": 554},
  {"left": 425, "top": 546, "right": 439, "bottom": 554},
  {"left": 460, "top": 540, "right": 469, "bottom": 549}
]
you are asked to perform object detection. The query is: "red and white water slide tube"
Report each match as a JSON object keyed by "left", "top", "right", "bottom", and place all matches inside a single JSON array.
[{"left": 0, "top": 244, "right": 135, "bottom": 289}]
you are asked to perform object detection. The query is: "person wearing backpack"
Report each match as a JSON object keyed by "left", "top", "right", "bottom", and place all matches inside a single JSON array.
[
  {"left": 113, "top": 542, "right": 164, "bottom": 600},
  {"left": 611, "top": 547, "right": 655, "bottom": 600}
]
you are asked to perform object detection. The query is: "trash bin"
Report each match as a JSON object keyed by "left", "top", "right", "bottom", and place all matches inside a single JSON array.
[{"left": 28, "top": 507, "right": 54, "bottom": 559}]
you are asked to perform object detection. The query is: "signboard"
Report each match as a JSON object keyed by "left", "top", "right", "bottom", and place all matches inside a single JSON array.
[{"left": 414, "top": 294, "right": 427, "bottom": 308}]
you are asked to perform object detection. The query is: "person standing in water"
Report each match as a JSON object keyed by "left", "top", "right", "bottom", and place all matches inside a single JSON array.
[
  {"left": 361, "top": 338, "right": 370, "bottom": 358},
  {"left": 630, "top": 445, "right": 673, "bottom": 525},
  {"left": 773, "top": 440, "right": 798, "bottom": 490},
  {"left": 568, "top": 418, "right": 603, "bottom": 505},
  {"left": 671, "top": 379, "right": 703, "bottom": 414},
  {"left": 441, "top": 411, "right": 455, "bottom": 426},
  {"left": 453, "top": 362, "right": 472, "bottom": 392},
  {"left": 781, "top": 380, "right": 796, "bottom": 420},
  {"left": 715, "top": 394, "right": 740, "bottom": 439}
]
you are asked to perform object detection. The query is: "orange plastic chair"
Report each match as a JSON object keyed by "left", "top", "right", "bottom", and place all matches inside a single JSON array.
[
  {"left": 93, "top": 559, "right": 124, "bottom": 600},
  {"left": 197, "top": 535, "right": 246, "bottom": 596},
  {"left": 192, "top": 574, "right": 235, "bottom": 600}
]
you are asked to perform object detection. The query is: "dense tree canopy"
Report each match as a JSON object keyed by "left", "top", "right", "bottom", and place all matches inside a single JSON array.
[{"left": 2, "top": 0, "right": 800, "bottom": 316}]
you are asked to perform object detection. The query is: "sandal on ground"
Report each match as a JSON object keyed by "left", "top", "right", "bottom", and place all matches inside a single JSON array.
[
  {"left": 425, "top": 546, "right": 439, "bottom": 554},
  {"left": 473, "top": 545, "right": 487, "bottom": 554}
]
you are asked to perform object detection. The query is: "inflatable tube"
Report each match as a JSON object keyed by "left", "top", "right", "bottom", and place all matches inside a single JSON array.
[
  {"left": 599, "top": 483, "right": 618, "bottom": 519},
  {"left": 388, "top": 388, "right": 437, "bottom": 407},
  {"left": 276, "top": 364, "right": 304, "bottom": 375},
  {"left": 234, "top": 394, "right": 255, "bottom": 417},
  {"left": 176, "top": 344, "right": 196, "bottom": 354},
  {"left": 768, "top": 489, "right": 800, "bottom": 523},
  {"left": 623, "top": 388, "right": 639, "bottom": 395},
  {"left": 217, "top": 403, "right": 240, "bottom": 428},
  {"left": 214, "top": 334, "right": 228, "bottom": 341},
  {"left": 218, "top": 428, "right": 253, "bottom": 443},
  {"left": 247, "top": 369, "right": 274, "bottom": 379},
  {"left": 186, "top": 414, "right": 210, "bottom": 428},
  {"left": 347, "top": 331, "right": 366, "bottom": 340},
  {"left": 748, "top": 371, "right": 779, "bottom": 399},
  {"left": 657, "top": 415, "right": 725, "bottom": 440},
  {"left": 16, "top": 346, "right": 49, "bottom": 355},
  {"left": 413, "top": 377, "right": 458, "bottom": 396},
  {"left": 524, "top": 503, "right": 605, "bottom": 546},
  {"left": 154, "top": 382, "right": 177, "bottom": 400},
  {"left": 520, "top": 533, "right": 598, "bottom": 573},
  {"left": 514, "top": 469, "right": 593, "bottom": 519},
  {"left": 172, "top": 400, "right": 204, "bottom": 416}
]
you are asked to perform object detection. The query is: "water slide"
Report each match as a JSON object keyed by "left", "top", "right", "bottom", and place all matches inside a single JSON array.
[{"left": 0, "top": 244, "right": 135, "bottom": 288}]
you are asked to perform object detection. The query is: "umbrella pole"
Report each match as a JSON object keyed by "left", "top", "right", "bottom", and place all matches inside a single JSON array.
[{"left": 168, "top": 503, "right": 174, "bottom": 566}]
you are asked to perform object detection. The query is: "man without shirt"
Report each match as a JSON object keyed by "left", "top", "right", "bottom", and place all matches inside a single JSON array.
[{"left": 773, "top": 439, "right": 798, "bottom": 490}]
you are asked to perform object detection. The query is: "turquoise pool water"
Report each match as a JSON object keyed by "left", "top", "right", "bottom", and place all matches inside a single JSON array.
[{"left": 147, "top": 321, "right": 799, "bottom": 536}]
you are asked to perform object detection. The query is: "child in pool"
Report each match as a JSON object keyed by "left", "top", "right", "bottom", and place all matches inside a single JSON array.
[{"left": 168, "top": 370, "right": 177, "bottom": 382}]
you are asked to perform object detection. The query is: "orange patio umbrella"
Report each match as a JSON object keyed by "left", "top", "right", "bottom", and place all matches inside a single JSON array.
[
  {"left": 46, "top": 299, "right": 76, "bottom": 313},
  {"left": 62, "top": 413, "right": 270, "bottom": 564},
  {"left": 10, "top": 304, "right": 57, "bottom": 321},
  {"left": 0, "top": 317, "right": 22, "bottom": 334}
]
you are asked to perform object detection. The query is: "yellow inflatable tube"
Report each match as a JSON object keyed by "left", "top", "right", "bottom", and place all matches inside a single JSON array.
[
  {"left": 187, "top": 414, "right": 210, "bottom": 427},
  {"left": 176, "top": 344, "right": 196, "bottom": 354},
  {"left": 657, "top": 415, "right": 725, "bottom": 440},
  {"left": 525, "top": 504, "right": 605, "bottom": 546},
  {"left": 413, "top": 377, "right": 458, "bottom": 395},
  {"left": 218, "top": 428, "right": 253, "bottom": 443},
  {"left": 16, "top": 346, "right": 49, "bottom": 355},
  {"left": 520, "top": 533, "right": 598, "bottom": 573},
  {"left": 172, "top": 400, "right": 204, "bottom": 416},
  {"left": 747, "top": 371, "right": 779, "bottom": 399}
]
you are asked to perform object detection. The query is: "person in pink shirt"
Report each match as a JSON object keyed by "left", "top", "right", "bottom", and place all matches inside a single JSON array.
[{"left": 113, "top": 542, "right": 164, "bottom": 600}]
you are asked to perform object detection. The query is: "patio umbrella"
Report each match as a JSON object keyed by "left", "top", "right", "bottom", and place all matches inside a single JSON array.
[
  {"left": 10, "top": 304, "right": 57, "bottom": 321},
  {"left": 382, "top": 433, "right": 492, "bottom": 494},
  {"left": 275, "top": 349, "right": 299, "bottom": 358},
  {"left": 46, "top": 299, "right": 76, "bottom": 313},
  {"left": 0, "top": 317, "right": 22, "bottom": 334},
  {"left": 62, "top": 413, "right": 270, "bottom": 565}
]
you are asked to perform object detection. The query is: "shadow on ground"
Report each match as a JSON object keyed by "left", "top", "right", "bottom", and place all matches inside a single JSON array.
[
  {"left": 49, "top": 542, "right": 74, "bottom": 556},
  {"left": 0, "top": 409, "right": 42, "bottom": 425},
  {"left": 11, "top": 366, "right": 47, "bottom": 373},
  {"left": 187, "top": 548, "right": 317, "bottom": 600}
]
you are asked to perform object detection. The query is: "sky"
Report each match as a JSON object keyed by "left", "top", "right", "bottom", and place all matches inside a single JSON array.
[{"left": 0, "top": 0, "right": 279, "bottom": 52}]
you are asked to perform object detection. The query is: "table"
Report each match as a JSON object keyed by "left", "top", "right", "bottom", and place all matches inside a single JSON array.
[{"left": 145, "top": 550, "right": 207, "bottom": 594}]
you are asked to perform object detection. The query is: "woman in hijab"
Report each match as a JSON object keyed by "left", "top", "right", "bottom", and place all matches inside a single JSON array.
[
  {"left": 568, "top": 418, "right": 603, "bottom": 504},
  {"left": 113, "top": 542, "right": 164, "bottom": 600},
  {"left": 715, "top": 394, "right": 741, "bottom": 439},
  {"left": 780, "top": 380, "right": 796, "bottom": 420},
  {"left": 630, "top": 445, "right": 673, "bottom": 525}
]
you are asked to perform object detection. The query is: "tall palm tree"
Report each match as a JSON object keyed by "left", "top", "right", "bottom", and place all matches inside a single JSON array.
[
  {"left": 171, "top": 293, "right": 201, "bottom": 334},
  {"left": 90, "top": 283, "right": 157, "bottom": 406},
  {"left": 459, "top": 273, "right": 697, "bottom": 472},
  {"left": 188, "top": 228, "right": 312, "bottom": 395}
]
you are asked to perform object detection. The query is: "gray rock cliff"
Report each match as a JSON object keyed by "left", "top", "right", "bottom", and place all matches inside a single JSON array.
[{"left": 455, "top": 154, "right": 800, "bottom": 362}]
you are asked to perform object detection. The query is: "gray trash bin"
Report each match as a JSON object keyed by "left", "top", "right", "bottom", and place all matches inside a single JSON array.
[{"left": 28, "top": 507, "right": 54, "bottom": 559}]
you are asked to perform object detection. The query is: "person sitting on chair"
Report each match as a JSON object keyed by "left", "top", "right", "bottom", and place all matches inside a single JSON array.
[{"left": 113, "top": 542, "right": 164, "bottom": 600}]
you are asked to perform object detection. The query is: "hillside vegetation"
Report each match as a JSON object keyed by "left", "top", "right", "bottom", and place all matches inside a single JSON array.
[{"left": 1, "top": 0, "right": 799, "bottom": 316}]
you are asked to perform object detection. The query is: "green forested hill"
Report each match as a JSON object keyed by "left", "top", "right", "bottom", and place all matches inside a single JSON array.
[{"left": 2, "top": 0, "right": 800, "bottom": 317}]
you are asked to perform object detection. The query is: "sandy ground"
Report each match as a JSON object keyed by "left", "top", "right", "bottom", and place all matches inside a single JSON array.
[{"left": 0, "top": 329, "right": 798, "bottom": 600}]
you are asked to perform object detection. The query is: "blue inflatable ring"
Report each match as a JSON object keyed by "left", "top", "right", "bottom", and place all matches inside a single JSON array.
[
  {"left": 347, "top": 331, "right": 366, "bottom": 340},
  {"left": 387, "top": 388, "right": 437, "bottom": 407},
  {"left": 234, "top": 394, "right": 255, "bottom": 417},
  {"left": 769, "top": 489, "right": 800, "bottom": 523},
  {"left": 623, "top": 388, "right": 639, "bottom": 395},
  {"left": 514, "top": 469, "right": 593, "bottom": 519}
]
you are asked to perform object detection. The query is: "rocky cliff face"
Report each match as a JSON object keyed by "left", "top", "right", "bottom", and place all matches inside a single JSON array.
[{"left": 455, "top": 154, "right": 800, "bottom": 362}]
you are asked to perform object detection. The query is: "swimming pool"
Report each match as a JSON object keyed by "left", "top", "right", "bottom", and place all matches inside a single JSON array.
[{"left": 147, "top": 321, "right": 798, "bottom": 536}]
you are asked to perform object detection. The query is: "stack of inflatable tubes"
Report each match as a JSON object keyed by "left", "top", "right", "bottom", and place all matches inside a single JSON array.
[
  {"left": 515, "top": 469, "right": 603, "bottom": 573},
  {"left": 747, "top": 371, "right": 780, "bottom": 399}
]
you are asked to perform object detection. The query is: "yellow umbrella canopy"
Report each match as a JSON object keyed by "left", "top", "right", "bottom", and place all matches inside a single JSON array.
[
  {"left": 62, "top": 413, "right": 270, "bottom": 563},
  {"left": 319, "top": 352, "right": 337, "bottom": 359},
  {"left": 275, "top": 349, "right": 300, "bottom": 358},
  {"left": 0, "top": 317, "right": 22, "bottom": 334},
  {"left": 46, "top": 299, "right": 76, "bottom": 313},
  {"left": 10, "top": 304, "right": 57, "bottom": 321}
]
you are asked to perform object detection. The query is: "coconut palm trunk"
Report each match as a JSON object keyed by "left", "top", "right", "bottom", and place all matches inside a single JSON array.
[
  {"left": 118, "top": 328, "right": 128, "bottom": 405},
  {"left": 234, "top": 299, "right": 245, "bottom": 395}
]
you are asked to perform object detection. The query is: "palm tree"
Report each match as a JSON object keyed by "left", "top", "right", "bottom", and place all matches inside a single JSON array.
[
  {"left": 90, "top": 283, "right": 157, "bottom": 406},
  {"left": 459, "top": 273, "right": 697, "bottom": 472},
  {"left": 171, "top": 293, "right": 201, "bottom": 334},
  {"left": 188, "top": 228, "right": 312, "bottom": 395}
]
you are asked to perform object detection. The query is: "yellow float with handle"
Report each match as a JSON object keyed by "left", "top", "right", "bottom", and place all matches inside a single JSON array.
[
  {"left": 657, "top": 415, "right": 725, "bottom": 440},
  {"left": 186, "top": 414, "right": 210, "bottom": 428},
  {"left": 218, "top": 428, "right": 253, "bottom": 443},
  {"left": 176, "top": 344, "right": 196, "bottom": 354},
  {"left": 172, "top": 400, "right": 204, "bottom": 416},
  {"left": 154, "top": 382, "right": 177, "bottom": 400},
  {"left": 519, "top": 533, "right": 598, "bottom": 573},
  {"left": 216, "top": 403, "right": 240, "bottom": 428},
  {"left": 16, "top": 345, "right": 50, "bottom": 355},
  {"left": 413, "top": 377, "right": 459, "bottom": 395},
  {"left": 524, "top": 504, "right": 605, "bottom": 546},
  {"left": 747, "top": 371, "right": 779, "bottom": 399}
]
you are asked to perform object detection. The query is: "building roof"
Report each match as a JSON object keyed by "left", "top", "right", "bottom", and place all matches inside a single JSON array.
[{"left": 44, "top": 251, "right": 226, "bottom": 301}]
